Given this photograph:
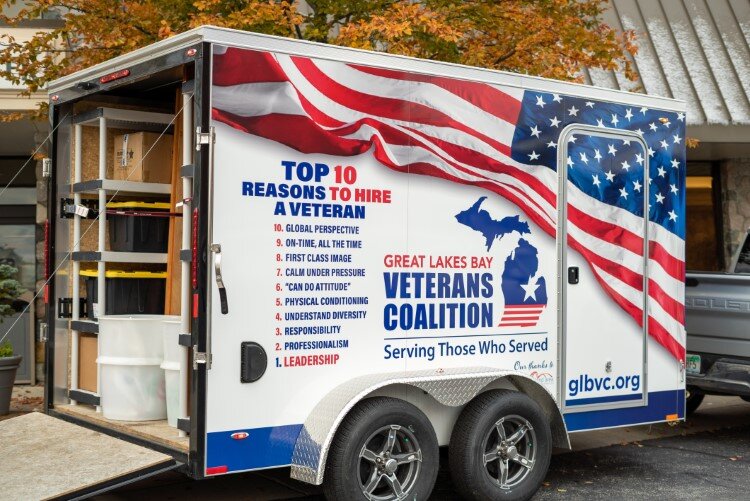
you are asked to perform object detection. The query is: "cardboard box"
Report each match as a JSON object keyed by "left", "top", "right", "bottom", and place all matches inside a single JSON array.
[
  {"left": 113, "top": 132, "right": 173, "bottom": 183},
  {"left": 78, "top": 333, "right": 98, "bottom": 393}
]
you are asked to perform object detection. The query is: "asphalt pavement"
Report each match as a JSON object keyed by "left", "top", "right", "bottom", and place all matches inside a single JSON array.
[
  {"left": 531, "top": 426, "right": 750, "bottom": 500},
  {"left": 96, "top": 395, "right": 750, "bottom": 500}
]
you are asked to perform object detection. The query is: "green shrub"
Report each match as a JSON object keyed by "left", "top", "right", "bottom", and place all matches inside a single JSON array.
[
  {"left": 0, "top": 340, "right": 13, "bottom": 358},
  {"left": 0, "top": 264, "right": 23, "bottom": 319}
]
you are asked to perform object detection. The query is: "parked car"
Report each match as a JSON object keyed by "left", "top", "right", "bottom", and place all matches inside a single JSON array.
[{"left": 685, "top": 229, "right": 750, "bottom": 413}]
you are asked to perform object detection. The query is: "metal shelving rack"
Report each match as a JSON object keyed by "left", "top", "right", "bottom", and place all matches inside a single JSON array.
[
  {"left": 178, "top": 89, "right": 193, "bottom": 438},
  {"left": 68, "top": 107, "right": 175, "bottom": 410},
  {"left": 72, "top": 179, "right": 172, "bottom": 195}
]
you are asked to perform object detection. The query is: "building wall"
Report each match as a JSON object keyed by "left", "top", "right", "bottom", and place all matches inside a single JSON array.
[
  {"left": 721, "top": 158, "right": 750, "bottom": 267},
  {"left": 1, "top": 17, "right": 61, "bottom": 383},
  {"left": 0, "top": 27, "right": 48, "bottom": 108}
]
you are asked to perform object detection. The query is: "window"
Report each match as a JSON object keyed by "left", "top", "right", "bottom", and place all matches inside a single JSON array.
[
  {"left": 0, "top": 224, "right": 36, "bottom": 289},
  {"left": 734, "top": 233, "right": 750, "bottom": 274},
  {"left": 685, "top": 162, "right": 723, "bottom": 272}
]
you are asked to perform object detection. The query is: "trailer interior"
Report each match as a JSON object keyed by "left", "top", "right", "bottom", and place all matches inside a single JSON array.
[{"left": 47, "top": 50, "right": 204, "bottom": 462}]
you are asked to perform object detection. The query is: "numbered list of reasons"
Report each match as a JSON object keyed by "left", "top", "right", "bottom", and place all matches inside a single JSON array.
[{"left": 241, "top": 159, "right": 392, "bottom": 369}]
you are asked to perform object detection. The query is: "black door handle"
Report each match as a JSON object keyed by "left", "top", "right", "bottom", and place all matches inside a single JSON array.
[
  {"left": 218, "top": 287, "right": 229, "bottom": 315},
  {"left": 568, "top": 266, "right": 579, "bottom": 284}
]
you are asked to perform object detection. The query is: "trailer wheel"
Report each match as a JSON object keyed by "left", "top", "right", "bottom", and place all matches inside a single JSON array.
[
  {"left": 323, "top": 397, "right": 439, "bottom": 501},
  {"left": 449, "top": 390, "right": 551, "bottom": 501},
  {"left": 686, "top": 386, "right": 705, "bottom": 415}
]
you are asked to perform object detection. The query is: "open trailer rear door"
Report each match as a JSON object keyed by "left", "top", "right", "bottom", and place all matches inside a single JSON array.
[{"left": 0, "top": 412, "right": 180, "bottom": 500}]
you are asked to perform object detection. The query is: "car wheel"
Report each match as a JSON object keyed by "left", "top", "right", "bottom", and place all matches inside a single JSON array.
[
  {"left": 686, "top": 386, "right": 705, "bottom": 415},
  {"left": 449, "top": 390, "right": 551, "bottom": 501},
  {"left": 323, "top": 397, "right": 439, "bottom": 500}
]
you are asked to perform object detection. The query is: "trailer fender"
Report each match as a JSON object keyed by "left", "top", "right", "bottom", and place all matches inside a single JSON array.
[
  {"left": 289, "top": 367, "right": 569, "bottom": 485},
  {"left": 504, "top": 374, "right": 570, "bottom": 451}
]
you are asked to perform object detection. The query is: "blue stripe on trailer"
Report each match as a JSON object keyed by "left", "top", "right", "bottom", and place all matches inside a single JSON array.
[
  {"left": 206, "top": 390, "right": 685, "bottom": 472},
  {"left": 564, "top": 389, "right": 685, "bottom": 432},
  {"left": 565, "top": 392, "right": 643, "bottom": 406},
  {"left": 206, "top": 424, "right": 303, "bottom": 474}
]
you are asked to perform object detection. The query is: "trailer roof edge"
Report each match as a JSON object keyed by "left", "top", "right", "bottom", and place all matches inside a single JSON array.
[
  {"left": 47, "top": 29, "right": 206, "bottom": 94},
  {"left": 48, "top": 25, "right": 687, "bottom": 113}
]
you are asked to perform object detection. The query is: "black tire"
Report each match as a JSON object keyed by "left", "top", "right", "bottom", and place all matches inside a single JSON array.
[
  {"left": 449, "top": 390, "right": 551, "bottom": 501},
  {"left": 686, "top": 386, "right": 705, "bottom": 415},
  {"left": 323, "top": 397, "right": 439, "bottom": 501}
]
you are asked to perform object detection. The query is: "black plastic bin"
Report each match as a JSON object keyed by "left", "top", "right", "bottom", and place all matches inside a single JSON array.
[
  {"left": 81, "top": 270, "right": 167, "bottom": 320},
  {"left": 107, "top": 201, "right": 171, "bottom": 253}
]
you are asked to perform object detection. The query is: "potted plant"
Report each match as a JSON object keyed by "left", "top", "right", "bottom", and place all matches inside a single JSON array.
[{"left": 0, "top": 264, "right": 23, "bottom": 416}]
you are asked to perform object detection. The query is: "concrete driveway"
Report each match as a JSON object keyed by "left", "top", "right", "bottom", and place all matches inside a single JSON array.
[{"left": 96, "top": 396, "right": 750, "bottom": 500}]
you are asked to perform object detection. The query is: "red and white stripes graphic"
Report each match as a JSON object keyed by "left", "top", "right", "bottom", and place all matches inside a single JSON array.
[
  {"left": 499, "top": 305, "right": 546, "bottom": 328},
  {"left": 211, "top": 47, "right": 686, "bottom": 362}
]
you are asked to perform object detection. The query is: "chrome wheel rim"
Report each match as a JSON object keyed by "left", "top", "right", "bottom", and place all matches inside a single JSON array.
[
  {"left": 358, "top": 424, "right": 422, "bottom": 500},
  {"left": 482, "top": 414, "right": 536, "bottom": 490}
]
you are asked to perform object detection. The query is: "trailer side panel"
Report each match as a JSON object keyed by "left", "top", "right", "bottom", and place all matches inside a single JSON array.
[{"left": 203, "top": 43, "right": 685, "bottom": 477}]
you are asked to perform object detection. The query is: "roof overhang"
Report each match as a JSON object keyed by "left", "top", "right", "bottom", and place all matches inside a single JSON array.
[
  {"left": 590, "top": 0, "right": 750, "bottom": 133},
  {"left": 688, "top": 124, "right": 750, "bottom": 144}
]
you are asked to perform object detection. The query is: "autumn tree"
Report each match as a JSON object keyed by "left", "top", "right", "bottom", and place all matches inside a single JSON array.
[{"left": 0, "top": 0, "right": 637, "bottom": 119}]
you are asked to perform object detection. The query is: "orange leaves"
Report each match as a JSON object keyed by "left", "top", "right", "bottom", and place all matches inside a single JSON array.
[
  {"left": 188, "top": 0, "right": 301, "bottom": 37},
  {"left": 192, "top": 0, "right": 219, "bottom": 12},
  {"left": 336, "top": 2, "right": 464, "bottom": 61},
  {"left": 1, "top": 0, "right": 637, "bottom": 121},
  {"left": 158, "top": 20, "right": 173, "bottom": 39},
  {"left": 336, "top": 0, "right": 636, "bottom": 85}
]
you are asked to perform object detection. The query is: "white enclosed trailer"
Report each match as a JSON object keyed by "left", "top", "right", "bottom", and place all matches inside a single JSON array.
[{"left": 27, "top": 26, "right": 687, "bottom": 500}]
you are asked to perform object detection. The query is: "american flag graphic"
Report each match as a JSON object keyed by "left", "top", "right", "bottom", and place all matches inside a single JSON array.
[
  {"left": 211, "top": 46, "right": 686, "bottom": 362},
  {"left": 498, "top": 238, "right": 548, "bottom": 328},
  {"left": 499, "top": 305, "right": 546, "bottom": 327}
]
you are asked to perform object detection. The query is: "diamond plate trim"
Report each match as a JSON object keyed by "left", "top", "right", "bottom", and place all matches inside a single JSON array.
[
  {"left": 412, "top": 375, "right": 497, "bottom": 406},
  {"left": 289, "top": 367, "right": 564, "bottom": 485}
]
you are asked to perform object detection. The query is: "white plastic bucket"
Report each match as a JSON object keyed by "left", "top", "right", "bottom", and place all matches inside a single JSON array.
[
  {"left": 161, "top": 319, "right": 182, "bottom": 427},
  {"left": 98, "top": 315, "right": 178, "bottom": 421}
]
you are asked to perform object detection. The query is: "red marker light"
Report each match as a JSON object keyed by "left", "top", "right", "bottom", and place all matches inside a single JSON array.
[
  {"left": 231, "top": 432, "right": 249, "bottom": 440},
  {"left": 44, "top": 220, "right": 50, "bottom": 280},
  {"left": 44, "top": 220, "right": 50, "bottom": 303},
  {"left": 186, "top": 48, "right": 197, "bottom": 57},
  {"left": 99, "top": 69, "right": 130, "bottom": 84},
  {"left": 192, "top": 207, "right": 199, "bottom": 289},
  {"left": 51, "top": 95, "right": 60, "bottom": 102}
]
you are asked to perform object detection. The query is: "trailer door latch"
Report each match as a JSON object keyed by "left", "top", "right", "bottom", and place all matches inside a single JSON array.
[
  {"left": 60, "top": 198, "right": 98, "bottom": 219},
  {"left": 195, "top": 126, "right": 215, "bottom": 151},
  {"left": 194, "top": 350, "right": 212, "bottom": 370},
  {"left": 39, "top": 322, "right": 49, "bottom": 343},
  {"left": 57, "top": 297, "right": 87, "bottom": 319},
  {"left": 567, "top": 266, "right": 579, "bottom": 285},
  {"left": 211, "top": 243, "right": 229, "bottom": 315}
]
